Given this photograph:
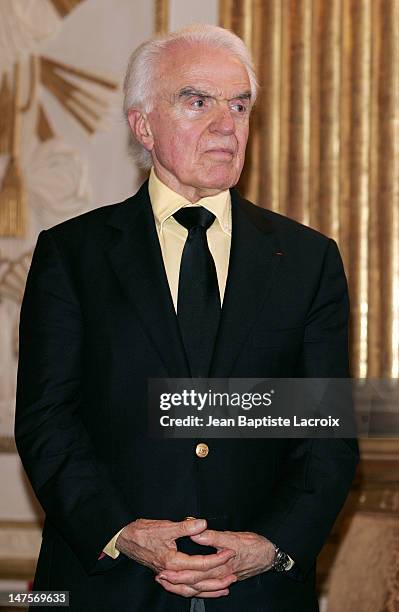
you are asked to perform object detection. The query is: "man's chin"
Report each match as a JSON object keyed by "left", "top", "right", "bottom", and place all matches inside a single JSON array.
[{"left": 199, "top": 169, "right": 239, "bottom": 192}]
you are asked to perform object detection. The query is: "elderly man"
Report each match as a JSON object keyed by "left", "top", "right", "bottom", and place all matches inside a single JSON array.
[{"left": 16, "top": 24, "right": 358, "bottom": 612}]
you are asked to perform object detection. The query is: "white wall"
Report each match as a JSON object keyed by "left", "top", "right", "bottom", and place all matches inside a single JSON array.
[{"left": 169, "top": 0, "right": 218, "bottom": 29}]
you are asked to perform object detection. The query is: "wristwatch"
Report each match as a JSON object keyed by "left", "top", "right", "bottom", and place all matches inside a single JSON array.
[{"left": 271, "top": 545, "right": 295, "bottom": 572}]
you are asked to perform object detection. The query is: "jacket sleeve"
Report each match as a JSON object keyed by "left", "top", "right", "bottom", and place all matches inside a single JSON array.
[
  {"left": 15, "top": 230, "right": 134, "bottom": 574},
  {"left": 250, "top": 239, "right": 359, "bottom": 580}
]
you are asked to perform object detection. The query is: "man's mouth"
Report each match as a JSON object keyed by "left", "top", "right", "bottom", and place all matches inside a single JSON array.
[{"left": 205, "top": 148, "right": 235, "bottom": 159}]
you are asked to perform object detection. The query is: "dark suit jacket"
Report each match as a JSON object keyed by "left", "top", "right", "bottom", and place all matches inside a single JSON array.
[{"left": 15, "top": 181, "right": 358, "bottom": 611}]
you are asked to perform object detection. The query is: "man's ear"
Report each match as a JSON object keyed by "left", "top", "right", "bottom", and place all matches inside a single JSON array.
[{"left": 127, "top": 110, "right": 154, "bottom": 151}]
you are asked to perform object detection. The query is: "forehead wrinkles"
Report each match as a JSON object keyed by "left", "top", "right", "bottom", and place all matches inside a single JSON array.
[{"left": 157, "top": 42, "right": 250, "bottom": 97}]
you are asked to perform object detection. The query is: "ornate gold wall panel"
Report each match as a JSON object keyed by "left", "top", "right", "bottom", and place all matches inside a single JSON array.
[
  {"left": 220, "top": 2, "right": 399, "bottom": 608},
  {"left": 220, "top": 0, "right": 399, "bottom": 380}
]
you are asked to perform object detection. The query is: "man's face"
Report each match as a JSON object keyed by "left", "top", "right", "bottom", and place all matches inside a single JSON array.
[{"left": 133, "top": 42, "right": 252, "bottom": 201}]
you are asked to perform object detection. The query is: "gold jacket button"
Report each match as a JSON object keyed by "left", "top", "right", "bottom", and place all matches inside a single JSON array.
[{"left": 196, "top": 442, "right": 209, "bottom": 458}]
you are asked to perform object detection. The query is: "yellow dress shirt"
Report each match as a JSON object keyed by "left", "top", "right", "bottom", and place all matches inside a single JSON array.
[
  {"left": 103, "top": 168, "right": 232, "bottom": 558},
  {"left": 149, "top": 167, "right": 232, "bottom": 309}
]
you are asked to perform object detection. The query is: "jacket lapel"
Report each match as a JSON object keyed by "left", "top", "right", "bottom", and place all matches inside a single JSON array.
[
  {"left": 105, "top": 181, "right": 190, "bottom": 378},
  {"left": 210, "top": 189, "right": 283, "bottom": 377},
  {"left": 104, "top": 181, "right": 282, "bottom": 380}
]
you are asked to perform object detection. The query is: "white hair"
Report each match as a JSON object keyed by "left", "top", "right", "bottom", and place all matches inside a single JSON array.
[{"left": 123, "top": 24, "right": 258, "bottom": 169}]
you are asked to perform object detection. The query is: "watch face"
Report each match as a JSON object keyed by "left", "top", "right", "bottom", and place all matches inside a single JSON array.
[
  {"left": 274, "top": 550, "right": 295, "bottom": 572},
  {"left": 275, "top": 556, "right": 287, "bottom": 571}
]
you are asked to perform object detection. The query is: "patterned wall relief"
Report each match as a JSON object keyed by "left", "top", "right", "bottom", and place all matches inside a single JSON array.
[{"left": 0, "top": 0, "right": 118, "bottom": 444}]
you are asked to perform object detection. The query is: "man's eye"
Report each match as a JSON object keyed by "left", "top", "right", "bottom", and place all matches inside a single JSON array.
[
  {"left": 232, "top": 103, "right": 248, "bottom": 113},
  {"left": 192, "top": 98, "right": 206, "bottom": 108}
]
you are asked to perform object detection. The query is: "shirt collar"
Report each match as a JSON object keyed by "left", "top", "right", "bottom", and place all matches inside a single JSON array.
[{"left": 148, "top": 167, "right": 231, "bottom": 235}]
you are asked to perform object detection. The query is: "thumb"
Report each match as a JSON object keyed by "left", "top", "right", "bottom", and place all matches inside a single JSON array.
[{"left": 179, "top": 518, "right": 207, "bottom": 536}]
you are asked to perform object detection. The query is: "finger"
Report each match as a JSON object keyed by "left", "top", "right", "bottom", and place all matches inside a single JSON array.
[
  {"left": 166, "top": 548, "right": 235, "bottom": 571},
  {"left": 159, "top": 573, "right": 237, "bottom": 592},
  {"left": 189, "top": 575, "right": 236, "bottom": 592},
  {"left": 158, "top": 564, "right": 233, "bottom": 584},
  {"left": 168, "top": 519, "right": 208, "bottom": 539},
  {"left": 155, "top": 577, "right": 198, "bottom": 598},
  {"left": 194, "top": 589, "right": 230, "bottom": 599},
  {"left": 190, "top": 529, "right": 228, "bottom": 547},
  {"left": 155, "top": 577, "right": 229, "bottom": 599}
]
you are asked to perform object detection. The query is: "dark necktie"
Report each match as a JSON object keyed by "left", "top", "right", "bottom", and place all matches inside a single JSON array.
[{"left": 173, "top": 206, "right": 221, "bottom": 377}]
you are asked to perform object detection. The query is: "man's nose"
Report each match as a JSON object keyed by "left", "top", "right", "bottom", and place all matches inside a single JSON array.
[{"left": 209, "top": 106, "right": 235, "bottom": 135}]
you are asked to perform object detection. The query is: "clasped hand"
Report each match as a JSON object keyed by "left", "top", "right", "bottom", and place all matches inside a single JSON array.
[{"left": 116, "top": 518, "right": 276, "bottom": 599}]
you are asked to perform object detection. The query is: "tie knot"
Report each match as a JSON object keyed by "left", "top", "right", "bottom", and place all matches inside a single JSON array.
[{"left": 173, "top": 206, "right": 216, "bottom": 231}]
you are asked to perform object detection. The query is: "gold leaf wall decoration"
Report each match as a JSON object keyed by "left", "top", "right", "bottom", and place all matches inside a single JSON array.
[
  {"left": 0, "top": 62, "right": 26, "bottom": 237},
  {"left": 37, "top": 103, "right": 55, "bottom": 142},
  {"left": 0, "top": 74, "right": 12, "bottom": 155},
  {"left": 0, "top": 1, "right": 118, "bottom": 237},
  {"left": 40, "top": 56, "right": 117, "bottom": 135},
  {"left": 155, "top": 0, "right": 169, "bottom": 34},
  {"left": 49, "top": 0, "right": 84, "bottom": 18}
]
